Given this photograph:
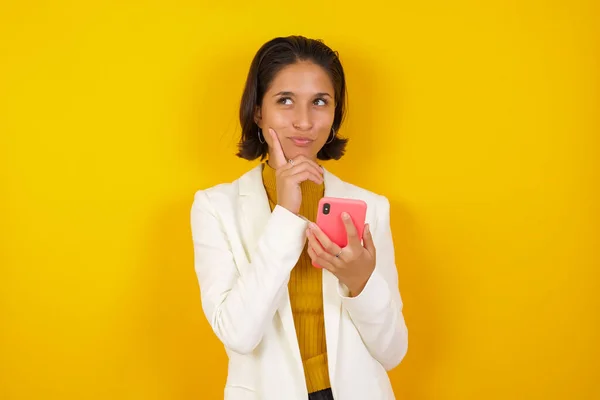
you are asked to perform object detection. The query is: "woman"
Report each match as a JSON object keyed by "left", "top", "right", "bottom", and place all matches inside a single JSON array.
[{"left": 191, "top": 36, "right": 408, "bottom": 400}]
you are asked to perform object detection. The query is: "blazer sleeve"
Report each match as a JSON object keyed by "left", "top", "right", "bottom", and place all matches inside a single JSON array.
[
  {"left": 337, "top": 195, "right": 409, "bottom": 371},
  {"left": 190, "top": 189, "right": 308, "bottom": 355}
]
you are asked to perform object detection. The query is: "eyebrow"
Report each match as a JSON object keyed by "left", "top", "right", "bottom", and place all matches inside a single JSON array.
[{"left": 273, "top": 91, "right": 332, "bottom": 98}]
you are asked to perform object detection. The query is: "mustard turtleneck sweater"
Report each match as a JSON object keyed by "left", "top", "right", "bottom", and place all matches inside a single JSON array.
[{"left": 261, "top": 161, "right": 331, "bottom": 393}]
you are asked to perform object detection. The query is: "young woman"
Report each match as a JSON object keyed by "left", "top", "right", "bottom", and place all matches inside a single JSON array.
[{"left": 191, "top": 35, "right": 408, "bottom": 400}]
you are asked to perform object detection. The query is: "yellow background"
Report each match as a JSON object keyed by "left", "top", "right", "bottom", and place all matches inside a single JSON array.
[{"left": 1, "top": 1, "right": 598, "bottom": 399}]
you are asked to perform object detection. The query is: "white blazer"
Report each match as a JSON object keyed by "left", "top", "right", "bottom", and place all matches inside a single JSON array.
[{"left": 190, "top": 164, "right": 408, "bottom": 400}]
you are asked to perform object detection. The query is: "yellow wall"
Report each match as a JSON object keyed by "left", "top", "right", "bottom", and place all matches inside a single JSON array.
[{"left": 1, "top": 1, "right": 598, "bottom": 399}]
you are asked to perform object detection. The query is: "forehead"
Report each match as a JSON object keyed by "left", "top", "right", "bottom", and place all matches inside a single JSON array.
[{"left": 268, "top": 61, "right": 334, "bottom": 94}]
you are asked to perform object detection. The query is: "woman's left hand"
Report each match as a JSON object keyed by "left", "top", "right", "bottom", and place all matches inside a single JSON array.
[{"left": 306, "top": 213, "right": 376, "bottom": 297}]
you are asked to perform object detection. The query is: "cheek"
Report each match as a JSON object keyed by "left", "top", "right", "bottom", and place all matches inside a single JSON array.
[
  {"left": 262, "top": 107, "right": 290, "bottom": 128},
  {"left": 315, "top": 117, "right": 335, "bottom": 140}
]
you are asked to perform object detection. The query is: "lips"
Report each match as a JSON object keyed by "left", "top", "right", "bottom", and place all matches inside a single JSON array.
[{"left": 288, "top": 136, "right": 314, "bottom": 147}]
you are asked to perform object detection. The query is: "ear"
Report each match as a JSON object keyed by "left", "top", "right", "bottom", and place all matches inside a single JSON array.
[{"left": 253, "top": 105, "right": 262, "bottom": 128}]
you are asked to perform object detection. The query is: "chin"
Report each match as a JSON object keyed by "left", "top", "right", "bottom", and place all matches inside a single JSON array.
[{"left": 284, "top": 146, "right": 319, "bottom": 160}]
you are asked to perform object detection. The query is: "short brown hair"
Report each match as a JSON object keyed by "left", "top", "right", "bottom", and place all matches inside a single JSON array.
[{"left": 236, "top": 35, "right": 348, "bottom": 161}]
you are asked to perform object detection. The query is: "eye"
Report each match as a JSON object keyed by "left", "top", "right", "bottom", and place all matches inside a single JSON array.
[
  {"left": 313, "top": 98, "right": 328, "bottom": 106},
  {"left": 277, "top": 97, "right": 293, "bottom": 105}
]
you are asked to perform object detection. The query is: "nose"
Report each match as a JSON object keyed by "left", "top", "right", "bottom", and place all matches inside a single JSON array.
[{"left": 292, "top": 105, "right": 313, "bottom": 131}]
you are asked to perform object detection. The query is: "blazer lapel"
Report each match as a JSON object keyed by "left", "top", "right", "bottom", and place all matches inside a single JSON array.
[
  {"left": 321, "top": 168, "right": 347, "bottom": 388},
  {"left": 237, "top": 164, "right": 305, "bottom": 375},
  {"left": 237, "top": 165, "right": 272, "bottom": 267},
  {"left": 236, "top": 165, "right": 350, "bottom": 391}
]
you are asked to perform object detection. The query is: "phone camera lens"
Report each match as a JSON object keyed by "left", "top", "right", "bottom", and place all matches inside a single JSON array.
[{"left": 323, "top": 203, "right": 330, "bottom": 215}]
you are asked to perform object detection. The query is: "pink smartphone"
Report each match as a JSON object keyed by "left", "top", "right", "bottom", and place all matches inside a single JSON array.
[{"left": 312, "top": 197, "right": 367, "bottom": 268}]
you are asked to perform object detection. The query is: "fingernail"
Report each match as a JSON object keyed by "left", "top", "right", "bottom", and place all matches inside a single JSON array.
[
  {"left": 365, "top": 224, "right": 370, "bottom": 233},
  {"left": 309, "top": 222, "right": 317, "bottom": 229},
  {"left": 342, "top": 212, "right": 350, "bottom": 219}
]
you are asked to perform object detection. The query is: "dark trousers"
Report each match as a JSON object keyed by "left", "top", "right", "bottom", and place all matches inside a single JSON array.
[{"left": 308, "top": 388, "right": 334, "bottom": 400}]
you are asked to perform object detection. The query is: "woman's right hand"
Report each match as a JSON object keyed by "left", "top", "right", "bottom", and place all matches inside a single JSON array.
[{"left": 267, "top": 128, "right": 324, "bottom": 215}]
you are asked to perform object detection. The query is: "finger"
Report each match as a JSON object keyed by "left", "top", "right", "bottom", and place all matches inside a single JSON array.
[
  {"left": 293, "top": 171, "right": 324, "bottom": 185},
  {"left": 307, "top": 229, "right": 342, "bottom": 268},
  {"left": 306, "top": 230, "right": 323, "bottom": 268},
  {"left": 291, "top": 156, "right": 324, "bottom": 173},
  {"left": 307, "top": 243, "right": 338, "bottom": 272},
  {"left": 283, "top": 154, "right": 323, "bottom": 171},
  {"left": 342, "top": 212, "right": 361, "bottom": 248},
  {"left": 285, "top": 157, "right": 324, "bottom": 176},
  {"left": 309, "top": 222, "right": 341, "bottom": 256},
  {"left": 285, "top": 170, "right": 323, "bottom": 185},
  {"left": 362, "top": 223, "right": 376, "bottom": 256},
  {"left": 267, "top": 128, "right": 287, "bottom": 169},
  {"left": 282, "top": 159, "right": 321, "bottom": 175},
  {"left": 277, "top": 158, "right": 324, "bottom": 181},
  {"left": 286, "top": 160, "right": 323, "bottom": 183}
]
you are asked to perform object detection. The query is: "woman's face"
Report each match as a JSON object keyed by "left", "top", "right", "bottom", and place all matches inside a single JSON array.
[{"left": 255, "top": 61, "right": 336, "bottom": 162}]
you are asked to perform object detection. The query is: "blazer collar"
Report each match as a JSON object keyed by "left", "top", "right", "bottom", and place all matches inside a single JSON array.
[{"left": 237, "top": 163, "right": 345, "bottom": 389}]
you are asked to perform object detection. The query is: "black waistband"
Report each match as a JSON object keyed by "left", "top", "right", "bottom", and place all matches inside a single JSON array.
[{"left": 308, "top": 387, "right": 334, "bottom": 400}]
